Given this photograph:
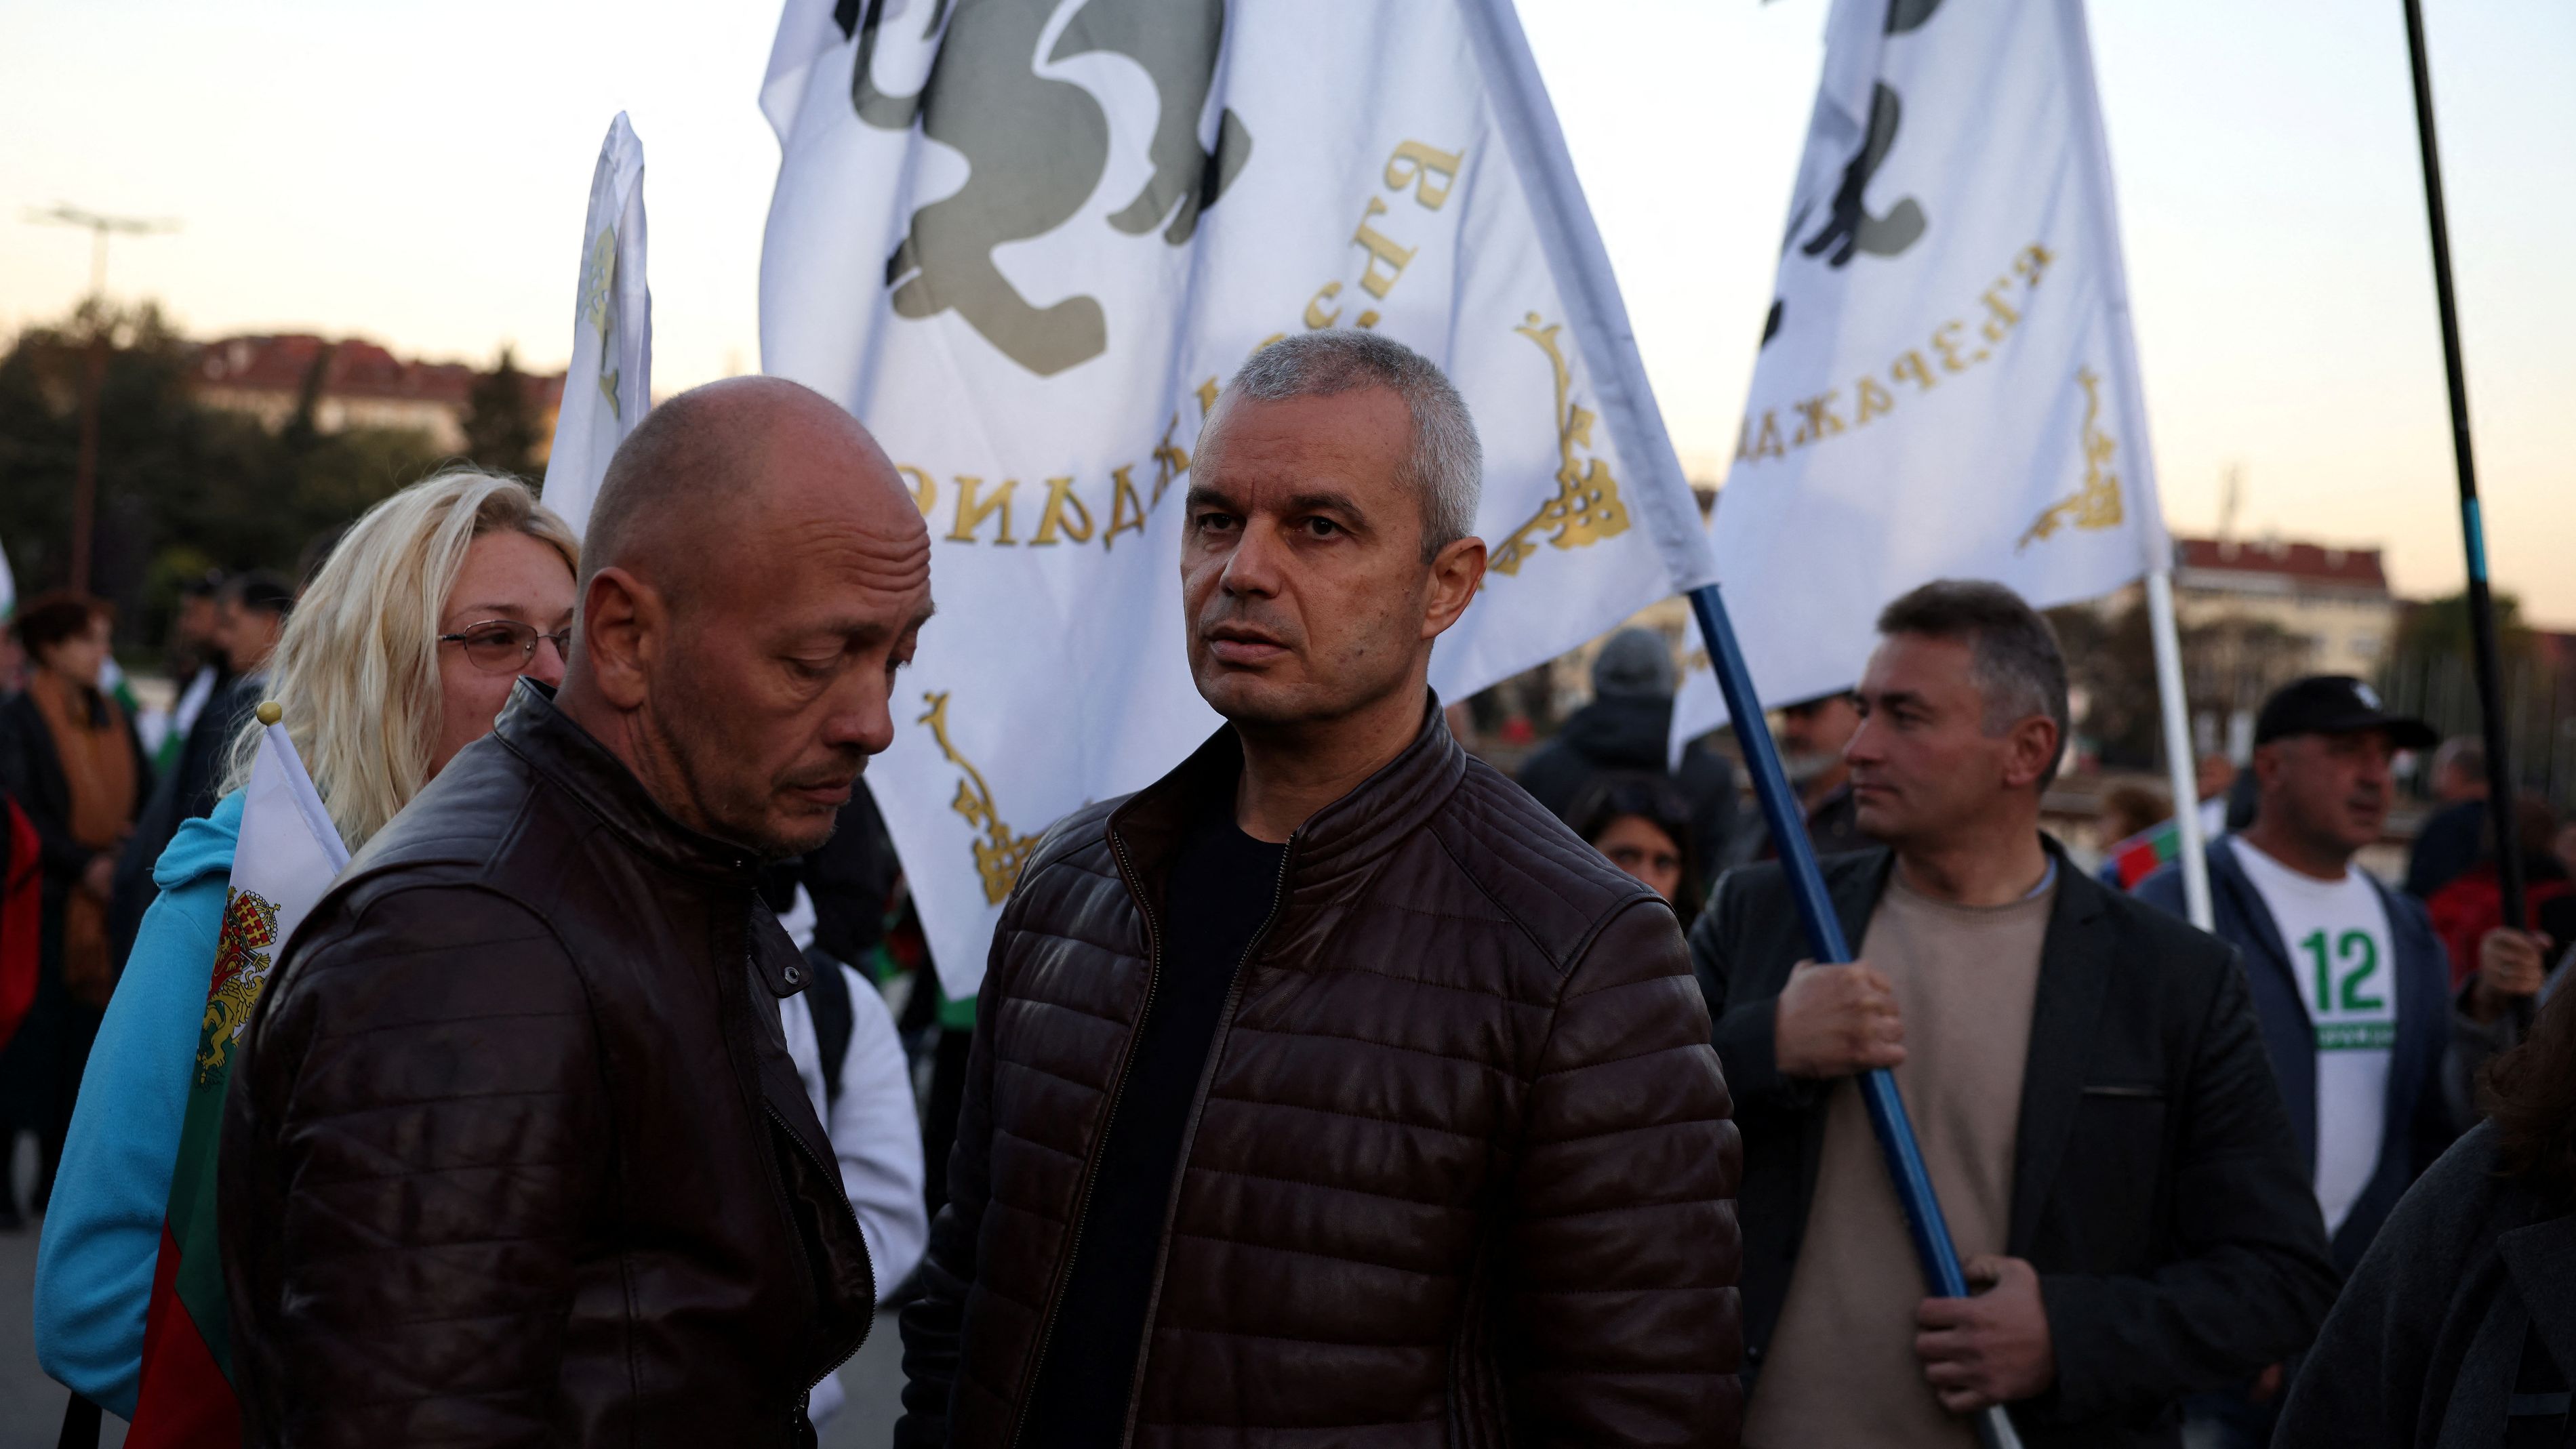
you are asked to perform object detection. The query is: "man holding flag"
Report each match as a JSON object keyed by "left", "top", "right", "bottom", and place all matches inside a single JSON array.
[
  {"left": 895, "top": 331, "right": 1739, "bottom": 1449},
  {"left": 1692, "top": 581, "right": 2336, "bottom": 1448}
]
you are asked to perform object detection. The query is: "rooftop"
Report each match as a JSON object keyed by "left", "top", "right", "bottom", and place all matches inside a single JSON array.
[
  {"left": 190, "top": 333, "right": 563, "bottom": 411},
  {"left": 2175, "top": 535, "right": 2389, "bottom": 592}
]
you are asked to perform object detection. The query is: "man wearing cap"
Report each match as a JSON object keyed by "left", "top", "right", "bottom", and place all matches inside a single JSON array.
[
  {"left": 2137, "top": 676, "right": 2476, "bottom": 1446},
  {"left": 1516, "top": 626, "right": 1739, "bottom": 886}
]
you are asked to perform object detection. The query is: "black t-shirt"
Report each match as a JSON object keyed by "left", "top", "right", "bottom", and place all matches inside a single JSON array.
[{"left": 1022, "top": 808, "right": 1287, "bottom": 1448}]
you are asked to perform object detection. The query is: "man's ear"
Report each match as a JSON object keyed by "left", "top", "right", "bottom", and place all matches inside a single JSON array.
[
  {"left": 2003, "top": 714, "right": 2060, "bottom": 791},
  {"left": 1421, "top": 535, "right": 1487, "bottom": 640},
  {"left": 576, "top": 566, "right": 661, "bottom": 711}
]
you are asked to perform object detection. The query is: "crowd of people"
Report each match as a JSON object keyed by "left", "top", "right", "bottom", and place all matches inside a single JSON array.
[{"left": 0, "top": 328, "right": 2566, "bottom": 1448}]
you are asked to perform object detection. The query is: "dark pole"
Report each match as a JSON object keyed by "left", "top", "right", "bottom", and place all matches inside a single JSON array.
[
  {"left": 71, "top": 331, "right": 103, "bottom": 595},
  {"left": 2401, "top": 0, "right": 2522, "bottom": 931}
]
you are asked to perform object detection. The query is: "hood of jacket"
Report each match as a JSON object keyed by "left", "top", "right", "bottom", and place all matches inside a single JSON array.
[
  {"left": 1552, "top": 693, "right": 1674, "bottom": 773},
  {"left": 153, "top": 788, "right": 245, "bottom": 893}
]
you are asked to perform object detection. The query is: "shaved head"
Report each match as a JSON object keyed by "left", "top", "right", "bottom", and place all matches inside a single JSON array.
[
  {"left": 583, "top": 375, "right": 912, "bottom": 603},
  {"left": 559, "top": 375, "right": 934, "bottom": 857}
]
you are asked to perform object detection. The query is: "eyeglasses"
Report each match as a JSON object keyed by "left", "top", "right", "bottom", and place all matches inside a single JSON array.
[{"left": 439, "top": 620, "right": 573, "bottom": 675}]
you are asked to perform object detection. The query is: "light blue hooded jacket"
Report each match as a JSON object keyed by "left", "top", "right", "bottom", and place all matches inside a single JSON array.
[{"left": 35, "top": 792, "right": 242, "bottom": 1416}]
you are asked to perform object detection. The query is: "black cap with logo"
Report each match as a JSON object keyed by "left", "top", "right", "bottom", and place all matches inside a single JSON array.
[{"left": 2253, "top": 675, "right": 2438, "bottom": 750}]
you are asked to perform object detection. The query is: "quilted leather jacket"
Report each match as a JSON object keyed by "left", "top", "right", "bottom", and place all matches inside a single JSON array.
[
  {"left": 898, "top": 700, "right": 1743, "bottom": 1448},
  {"left": 220, "top": 682, "right": 876, "bottom": 1447}
]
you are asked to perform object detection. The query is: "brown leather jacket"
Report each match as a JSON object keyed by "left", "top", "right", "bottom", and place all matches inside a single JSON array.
[
  {"left": 898, "top": 701, "right": 1743, "bottom": 1448},
  {"left": 220, "top": 682, "right": 875, "bottom": 1447}
]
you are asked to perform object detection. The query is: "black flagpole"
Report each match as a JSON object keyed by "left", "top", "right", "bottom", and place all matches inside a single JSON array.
[{"left": 2401, "top": 0, "right": 2524, "bottom": 932}]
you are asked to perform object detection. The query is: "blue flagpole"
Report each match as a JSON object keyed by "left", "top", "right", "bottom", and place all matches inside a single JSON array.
[{"left": 1685, "top": 584, "right": 2024, "bottom": 1449}]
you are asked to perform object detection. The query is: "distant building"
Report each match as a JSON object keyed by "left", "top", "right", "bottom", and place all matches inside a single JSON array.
[
  {"left": 2172, "top": 534, "right": 2396, "bottom": 679},
  {"left": 2133, "top": 533, "right": 2398, "bottom": 759},
  {"left": 189, "top": 333, "right": 563, "bottom": 457}
]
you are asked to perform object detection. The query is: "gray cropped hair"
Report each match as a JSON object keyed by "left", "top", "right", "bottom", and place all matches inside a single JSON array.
[
  {"left": 1876, "top": 579, "right": 2072, "bottom": 788},
  {"left": 1201, "top": 330, "right": 1483, "bottom": 559}
]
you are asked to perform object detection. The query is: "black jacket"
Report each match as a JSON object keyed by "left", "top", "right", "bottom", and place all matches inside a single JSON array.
[
  {"left": 222, "top": 682, "right": 875, "bottom": 1446},
  {"left": 2274, "top": 1123, "right": 2576, "bottom": 1448},
  {"left": 1687, "top": 842, "right": 2339, "bottom": 1448},
  {"left": 1514, "top": 693, "right": 1737, "bottom": 885}
]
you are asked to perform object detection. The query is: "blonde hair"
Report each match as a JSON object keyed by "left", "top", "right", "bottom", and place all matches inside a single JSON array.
[{"left": 220, "top": 470, "right": 580, "bottom": 849}]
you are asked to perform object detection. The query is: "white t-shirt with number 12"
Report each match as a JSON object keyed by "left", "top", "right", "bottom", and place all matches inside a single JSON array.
[{"left": 2228, "top": 836, "right": 2398, "bottom": 1236}]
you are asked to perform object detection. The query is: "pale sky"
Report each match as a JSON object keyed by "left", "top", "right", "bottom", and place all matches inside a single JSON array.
[{"left": 4, "top": 0, "right": 2569, "bottom": 621}]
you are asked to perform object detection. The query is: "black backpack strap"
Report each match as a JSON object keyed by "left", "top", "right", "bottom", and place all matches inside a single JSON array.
[
  {"left": 803, "top": 945, "right": 856, "bottom": 1110},
  {"left": 2507, "top": 1315, "right": 2574, "bottom": 1449},
  {"left": 57, "top": 1393, "right": 100, "bottom": 1449}
]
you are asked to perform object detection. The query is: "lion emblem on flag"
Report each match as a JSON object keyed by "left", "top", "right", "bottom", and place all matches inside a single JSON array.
[
  {"left": 838, "top": 0, "right": 1254, "bottom": 376},
  {"left": 194, "top": 886, "right": 283, "bottom": 1086}
]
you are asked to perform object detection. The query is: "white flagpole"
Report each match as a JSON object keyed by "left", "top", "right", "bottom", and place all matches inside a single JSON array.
[{"left": 2145, "top": 569, "right": 2211, "bottom": 928}]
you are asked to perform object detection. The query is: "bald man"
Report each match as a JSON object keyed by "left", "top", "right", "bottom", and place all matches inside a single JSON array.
[{"left": 220, "top": 377, "right": 932, "bottom": 1448}]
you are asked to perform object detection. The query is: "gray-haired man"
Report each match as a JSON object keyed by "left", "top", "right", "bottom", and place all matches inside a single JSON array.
[
  {"left": 1690, "top": 579, "right": 2337, "bottom": 1449},
  {"left": 898, "top": 331, "right": 1742, "bottom": 1448}
]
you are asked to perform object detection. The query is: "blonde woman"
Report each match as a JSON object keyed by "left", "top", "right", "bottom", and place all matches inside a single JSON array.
[{"left": 35, "top": 470, "right": 580, "bottom": 1418}]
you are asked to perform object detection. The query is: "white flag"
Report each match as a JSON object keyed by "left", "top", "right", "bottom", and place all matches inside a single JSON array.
[
  {"left": 1672, "top": 0, "right": 2169, "bottom": 748},
  {"left": 201, "top": 712, "right": 351, "bottom": 1076},
  {"left": 540, "top": 113, "right": 652, "bottom": 543},
  {"left": 761, "top": 0, "right": 1714, "bottom": 998}
]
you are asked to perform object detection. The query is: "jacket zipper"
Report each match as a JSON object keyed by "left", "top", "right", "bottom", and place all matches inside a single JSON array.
[
  {"left": 748, "top": 941, "right": 874, "bottom": 1433},
  {"left": 1004, "top": 827, "right": 1171, "bottom": 1449},
  {"left": 1110, "top": 833, "right": 1297, "bottom": 1449}
]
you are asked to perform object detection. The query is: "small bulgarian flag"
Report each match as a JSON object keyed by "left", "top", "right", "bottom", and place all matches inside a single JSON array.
[
  {"left": 127, "top": 703, "right": 347, "bottom": 1447},
  {"left": 2106, "top": 817, "right": 2183, "bottom": 891}
]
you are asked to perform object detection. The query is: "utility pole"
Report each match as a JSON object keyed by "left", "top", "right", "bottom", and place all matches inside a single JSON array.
[{"left": 24, "top": 203, "right": 179, "bottom": 594}]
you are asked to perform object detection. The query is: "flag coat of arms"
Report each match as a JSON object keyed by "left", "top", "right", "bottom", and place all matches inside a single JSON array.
[
  {"left": 540, "top": 112, "right": 652, "bottom": 543},
  {"left": 1673, "top": 0, "right": 2170, "bottom": 745},
  {"left": 127, "top": 714, "right": 348, "bottom": 1446},
  {"left": 761, "top": 0, "right": 1716, "bottom": 997}
]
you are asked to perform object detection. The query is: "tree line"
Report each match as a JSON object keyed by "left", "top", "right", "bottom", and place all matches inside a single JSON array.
[{"left": 0, "top": 299, "right": 546, "bottom": 653}]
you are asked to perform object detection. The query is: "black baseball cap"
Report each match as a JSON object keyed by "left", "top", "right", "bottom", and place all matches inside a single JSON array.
[{"left": 2254, "top": 675, "right": 2438, "bottom": 750}]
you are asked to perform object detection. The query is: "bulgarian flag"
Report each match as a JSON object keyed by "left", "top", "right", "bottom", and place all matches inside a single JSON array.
[
  {"left": 2106, "top": 817, "right": 2183, "bottom": 891},
  {"left": 128, "top": 702, "right": 347, "bottom": 1446}
]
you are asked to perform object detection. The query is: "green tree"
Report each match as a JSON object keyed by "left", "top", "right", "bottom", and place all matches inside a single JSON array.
[
  {"left": 462, "top": 346, "right": 541, "bottom": 480},
  {"left": 0, "top": 301, "right": 445, "bottom": 645}
]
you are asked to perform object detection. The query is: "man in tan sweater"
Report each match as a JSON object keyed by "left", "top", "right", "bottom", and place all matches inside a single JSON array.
[{"left": 1691, "top": 579, "right": 2336, "bottom": 1449}]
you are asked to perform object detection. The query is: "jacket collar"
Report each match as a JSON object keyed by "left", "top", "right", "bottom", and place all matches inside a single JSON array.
[
  {"left": 1107, "top": 691, "right": 1466, "bottom": 931},
  {"left": 491, "top": 679, "right": 769, "bottom": 889},
  {"left": 2008, "top": 838, "right": 2120, "bottom": 1254},
  {"left": 2206, "top": 835, "right": 2297, "bottom": 981}
]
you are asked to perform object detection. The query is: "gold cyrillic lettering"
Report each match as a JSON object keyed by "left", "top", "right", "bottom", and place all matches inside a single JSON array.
[
  {"left": 1304, "top": 281, "right": 1344, "bottom": 329},
  {"left": 1792, "top": 390, "right": 1845, "bottom": 447},
  {"left": 1032, "top": 476, "right": 1093, "bottom": 546},
  {"left": 1979, "top": 281, "right": 2021, "bottom": 344},
  {"left": 948, "top": 476, "right": 1017, "bottom": 545},
  {"left": 2014, "top": 242, "right": 2054, "bottom": 285},
  {"left": 1745, "top": 410, "right": 1785, "bottom": 462},
  {"left": 898, "top": 464, "right": 936, "bottom": 518},
  {"left": 1384, "top": 141, "right": 1464, "bottom": 209},
  {"left": 1932, "top": 321, "right": 1971, "bottom": 373},
  {"left": 1195, "top": 377, "right": 1220, "bottom": 417},
  {"left": 1891, "top": 350, "right": 1938, "bottom": 394},
  {"left": 1854, "top": 375, "right": 1895, "bottom": 424},
  {"left": 1152, "top": 415, "right": 1190, "bottom": 507},
  {"left": 1102, "top": 466, "right": 1147, "bottom": 551},
  {"left": 1351, "top": 197, "right": 1415, "bottom": 300}
]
